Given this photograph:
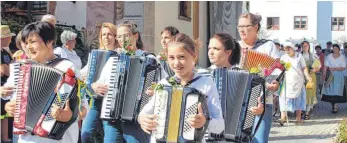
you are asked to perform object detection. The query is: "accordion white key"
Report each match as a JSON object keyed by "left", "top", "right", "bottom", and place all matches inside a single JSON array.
[
  {"left": 152, "top": 86, "right": 209, "bottom": 142},
  {"left": 100, "top": 53, "right": 159, "bottom": 122}
]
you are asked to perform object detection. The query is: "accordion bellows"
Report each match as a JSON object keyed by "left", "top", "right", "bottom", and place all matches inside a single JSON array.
[
  {"left": 86, "top": 50, "right": 117, "bottom": 98},
  {"left": 12, "top": 61, "right": 79, "bottom": 140},
  {"left": 100, "top": 54, "right": 158, "bottom": 122},
  {"left": 152, "top": 86, "right": 209, "bottom": 142},
  {"left": 240, "top": 50, "right": 276, "bottom": 70},
  {"left": 213, "top": 68, "right": 265, "bottom": 142}
]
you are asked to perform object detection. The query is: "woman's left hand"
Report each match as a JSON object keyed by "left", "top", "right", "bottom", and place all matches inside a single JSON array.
[
  {"left": 187, "top": 103, "right": 206, "bottom": 129},
  {"left": 250, "top": 97, "right": 264, "bottom": 115},
  {"left": 51, "top": 100, "right": 73, "bottom": 122}
]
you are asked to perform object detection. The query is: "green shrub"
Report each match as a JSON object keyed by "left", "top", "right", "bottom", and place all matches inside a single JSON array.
[{"left": 337, "top": 119, "right": 347, "bottom": 143}]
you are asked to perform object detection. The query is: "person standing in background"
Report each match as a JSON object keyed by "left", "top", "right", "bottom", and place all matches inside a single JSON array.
[
  {"left": 54, "top": 30, "right": 82, "bottom": 70},
  {"left": 0, "top": 25, "right": 15, "bottom": 143}
]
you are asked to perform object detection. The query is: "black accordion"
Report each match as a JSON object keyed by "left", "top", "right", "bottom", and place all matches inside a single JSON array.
[
  {"left": 11, "top": 60, "right": 79, "bottom": 140},
  {"left": 100, "top": 53, "right": 159, "bottom": 121},
  {"left": 86, "top": 49, "right": 117, "bottom": 98},
  {"left": 212, "top": 68, "right": 265, "bottom": 142},
  {"left": 151, "top": 86, "right": 209, "bottom": 143}
]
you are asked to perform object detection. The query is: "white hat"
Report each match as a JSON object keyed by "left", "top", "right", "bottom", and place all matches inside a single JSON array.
[
  {"left": 283, "top": 41, "right": 297, "bottom": 51},
  {"left": 1, "top": 25, "right": 16, "bottom": 38}
]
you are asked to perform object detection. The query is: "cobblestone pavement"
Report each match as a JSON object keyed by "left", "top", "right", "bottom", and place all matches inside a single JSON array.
[{"left": 269, "top": 100, "right": 347, "bottom": 143}]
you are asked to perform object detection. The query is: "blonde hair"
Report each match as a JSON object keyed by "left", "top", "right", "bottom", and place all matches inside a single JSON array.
[
  {"left": 168, "top": 33, "right": 202, "bottom": 63},
  {"left": 99, "top": 22, "right": 118, "bottom": 50}
]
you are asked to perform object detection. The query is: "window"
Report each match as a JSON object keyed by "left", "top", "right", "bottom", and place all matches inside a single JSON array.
[
  {"left": 331, "top": 17, "right": 345, "bottom": 31},
  {"left": 178, "top": 1, "right": 191, "bottom": 21},
  {"left": 267, "top": 17, "right": 280, "bottom": 30},
  {"left": 32, "top": 1, "right": 47, "bottom": 12},
  {"left": 294, "top": 16, "right": 307, "bottom": 30}
]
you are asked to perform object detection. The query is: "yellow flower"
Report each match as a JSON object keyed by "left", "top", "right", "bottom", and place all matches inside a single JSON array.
[
  {"left": 284, "top": 62, "right": 291, "bottom": 70},
  {"left": 250, "top": 67, "right": 261, "bottom": 74}
]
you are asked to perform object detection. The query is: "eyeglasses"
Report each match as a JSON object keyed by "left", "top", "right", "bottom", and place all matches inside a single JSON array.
[{"left": 237, "top": 24, "right": 255, "bottom": 30}]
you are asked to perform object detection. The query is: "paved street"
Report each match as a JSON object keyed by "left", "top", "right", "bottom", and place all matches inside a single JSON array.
[{"left": 269, "top": 100, "right": 347, "bottom": 143}]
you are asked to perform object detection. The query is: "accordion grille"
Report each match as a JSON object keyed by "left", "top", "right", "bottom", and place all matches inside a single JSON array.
[
  {"left": 139, "top": 68, "right": 157, "bottom": 111},
  {"left": 242, "top": 50, "right": 276, "bottom": 70},
  {"left": 182, "top": 93, "right": 199, "bottom": 140},
  {"left": 243, "top": 83, "right": 262, "bottom": 132},
  {"left": 25, "top": 65, "right": 63, "bottom": 131},
  {"left": 167, "top": 88, "right": 183, "bottom": 142}
]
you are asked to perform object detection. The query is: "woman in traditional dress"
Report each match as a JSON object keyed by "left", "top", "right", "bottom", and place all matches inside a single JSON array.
[
  {"left": 301, "top": 41, "right": 321, "bottom": 120},
  {"left": 279, "top": 42, "right": 312, "bottom": 125},
  {"left": 321, "top": 44, "right": 346, "bottom": 113}
]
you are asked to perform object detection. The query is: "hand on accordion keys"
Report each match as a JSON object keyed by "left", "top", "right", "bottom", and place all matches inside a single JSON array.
[
  {"left": 51, "top": 100, "right": 73, "bottom": 122},
  {"left": 250, "top": 97, "right": 264, "bottom": 115},
  {"left": 187, "top": 103, "right": 206, "bottom": 129},
  {"left": 91, "top": 83, "right": 108, "bottom": 96},
  {"left": 4, "top": 100, "right": 16, "bottom": 116}
]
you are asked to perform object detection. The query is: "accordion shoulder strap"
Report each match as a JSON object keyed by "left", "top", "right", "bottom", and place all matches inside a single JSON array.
[
  {"left": 252, "top": 39, "right": 271, "bottom": 50},
  {"left": 185, "top": 75, "right": 202, "bottom": 87},
  {"left": 46, "top": 57, "right": 69, "bottom": 67}
]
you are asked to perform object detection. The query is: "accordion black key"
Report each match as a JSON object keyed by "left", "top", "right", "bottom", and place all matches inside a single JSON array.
[
  {"left": 86, "top": 50, "right": 117, "bottom": 98},
  {"left": 213, "top": 68, "right": 265, "bottom": 142},
  {"left": 152, "top": 86, "right": 209, "bottom": 143},
  {"left": 100, "top": 54, "right": 159, "bottom": 122},
  {"left": 12, "top": 61, "right": 79, "bottom": 140}
]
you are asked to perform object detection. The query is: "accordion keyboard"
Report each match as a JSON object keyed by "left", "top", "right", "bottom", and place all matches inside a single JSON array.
[
  {"left": 13, "top": 63, "right": 27, "bottom": 129},
  {"left": 153, "top": 89, "right": 169, "bottom": 139},
  {"left": 100, "top": 56, "right": 122, "bottom": 119}
]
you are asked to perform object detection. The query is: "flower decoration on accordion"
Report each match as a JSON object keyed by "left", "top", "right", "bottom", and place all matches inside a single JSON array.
[
  {"left": 122, "top": 37, "right": 135, "bottom": 56},
  {"left": 158, "top": 49, "right": 167, "bottom": 61},
  {"left": 250, "top": 61, "right": 291, "bottom": 77},
  {"left": 150, "top": 77, "right": 180, "bottom": 92}
]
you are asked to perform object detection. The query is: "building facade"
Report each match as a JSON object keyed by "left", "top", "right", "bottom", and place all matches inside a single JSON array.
[{"left": 250, "top": 1, "right": 347, "bottom": 49}]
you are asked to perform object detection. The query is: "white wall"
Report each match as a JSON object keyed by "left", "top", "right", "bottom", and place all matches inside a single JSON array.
[
  {"left": 198, "top": 1, "right": 208, "bottom": 67},
  {"left": 154, "top": 1, "right": 194, "bottom": 53},
  {"left": 55, "top": 1, "right": 87, "bottom": 29},
  {"left": 250, "top": 1, "right": 318, "bottom": 43},
  {"left": 331, "top": 1, "right": 347, "bottom": 45}
]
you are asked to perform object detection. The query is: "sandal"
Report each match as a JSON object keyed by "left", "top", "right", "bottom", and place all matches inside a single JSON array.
[
  {"left": 332, "top": 108, "right": 338, "bottom": 113},
  {"left": 304, "top": 114, "right": 310, "bottom": 120}
]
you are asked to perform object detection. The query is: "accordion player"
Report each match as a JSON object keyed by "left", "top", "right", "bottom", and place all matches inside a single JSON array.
[
  {"left": 151, "top": 85, "right": 209, "bottom": 143},
  {"left": 239, "top": 50, "right": 285, "bottom": 102},
  {"left": 210, "top": 68, "right": 265, "bottom": 142},
  {"left": 11, "top": 60, "right": 79, "bottom": 140},
  {"left": 100, "top": 53, "right": 159, "bottom": 122},
  {"left": 85, "top": 49, "right": 117, "bottom": 98}
]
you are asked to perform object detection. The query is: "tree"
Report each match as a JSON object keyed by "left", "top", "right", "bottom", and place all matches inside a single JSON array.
[{"left": 334, "top": 36, "right": 347, "bottom": 46}]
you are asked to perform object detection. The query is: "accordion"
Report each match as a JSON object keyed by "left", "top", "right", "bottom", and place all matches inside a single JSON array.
[
  {"left": 12, "top": 61, "right": 79, "bottom": 140},
  {"left": 86, "top": 49, "right": 117, "bottom": 98},
  {"left": 151, "top": 86, "right": 209, "bottom": 143},
  {"left": 240, "top": 50, "right": 285, "bottom": 99},
  {"left": 100, "top": 53, "right": 159, "bottom": 121},
  {"left": 212, "top": 68, "right": 265, "bottom": 142},
  {"left": 159, "top": 60, "right": 175, "bottom": 78}
]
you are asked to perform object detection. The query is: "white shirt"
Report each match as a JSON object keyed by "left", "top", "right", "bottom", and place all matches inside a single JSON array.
[
  {"left": 5, "top": 59, "right": 84, "bottom": 143},
  {"left": 325, "top": 54, "right": 346, "bottom": 69},
  {"left": 140, "top": 73, "right": 225, "bottom": 136},
  {"left": 54, "top": 46, "right": 82, "bottom": 70}
]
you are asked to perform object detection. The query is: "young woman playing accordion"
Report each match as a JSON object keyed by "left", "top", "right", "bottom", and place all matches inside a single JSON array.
[{"left": 138, "top": 33, "right": 224, "bottom": 143}]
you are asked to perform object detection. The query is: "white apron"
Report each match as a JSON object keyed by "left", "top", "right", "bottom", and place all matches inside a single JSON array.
[{"left": 281, "top": 54, "right": 305, "bottom": 98}]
